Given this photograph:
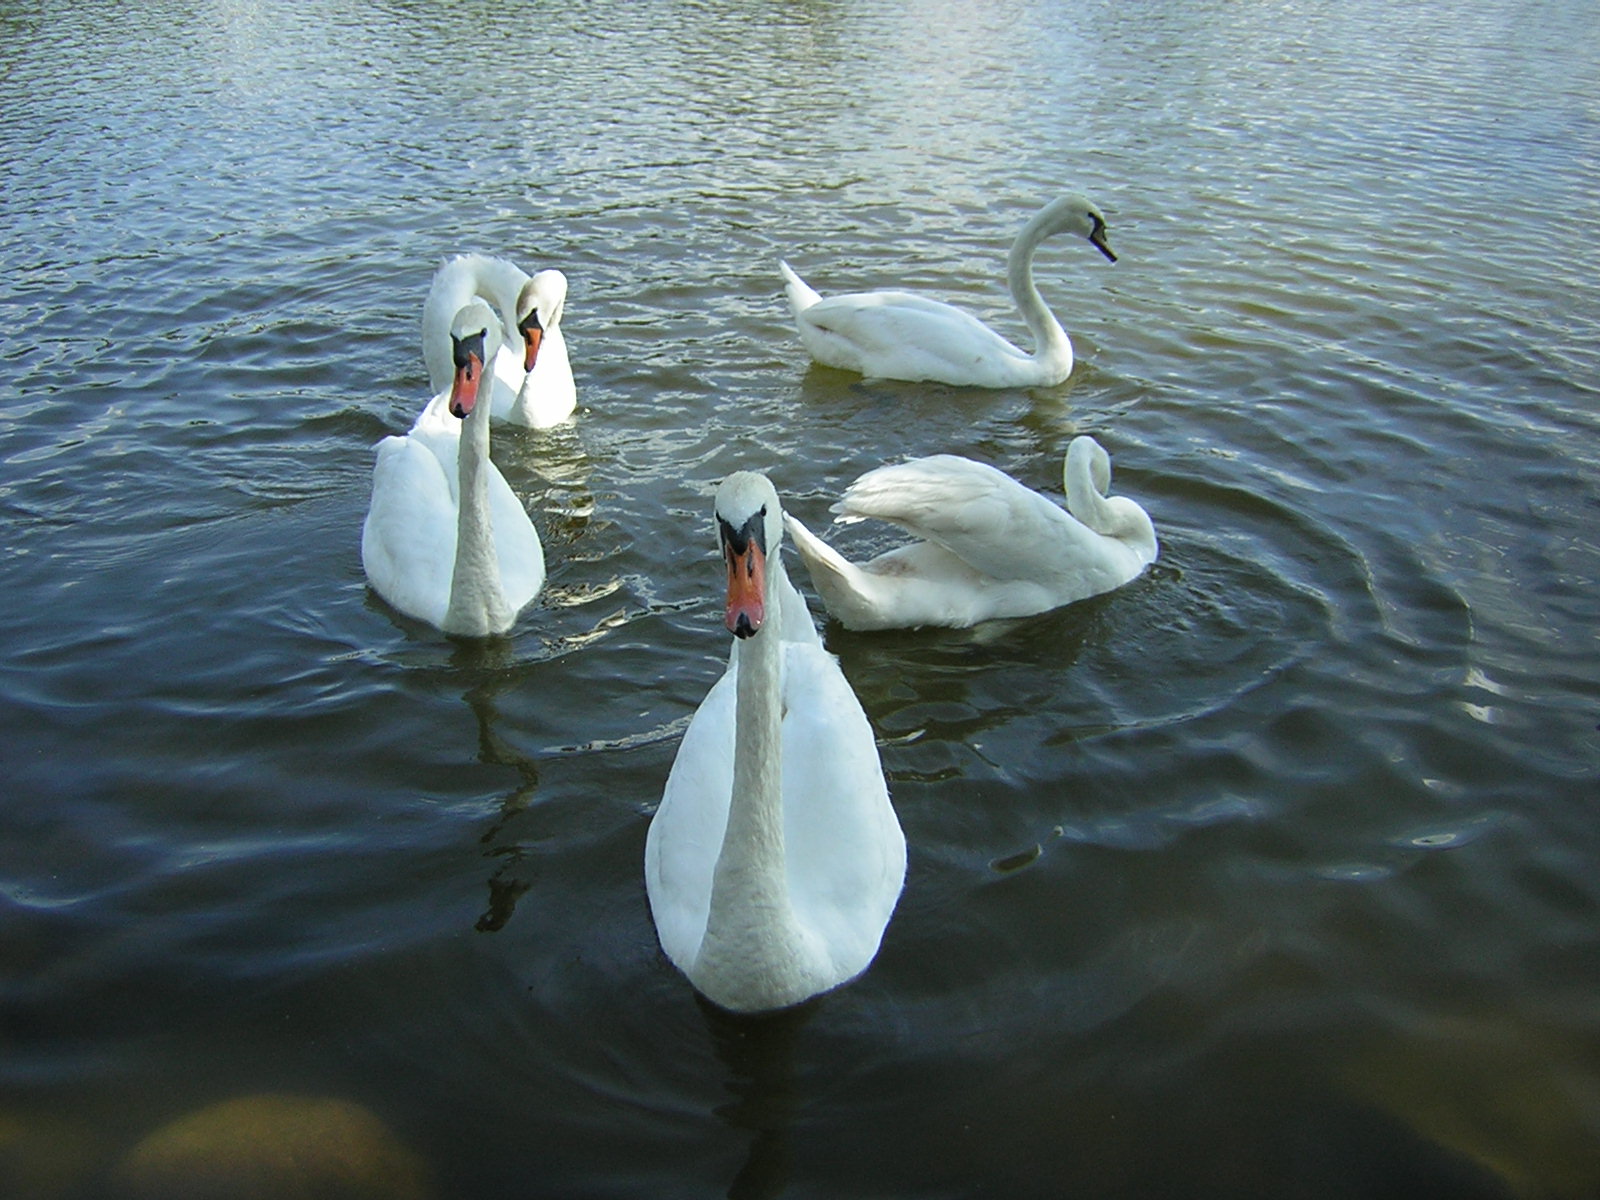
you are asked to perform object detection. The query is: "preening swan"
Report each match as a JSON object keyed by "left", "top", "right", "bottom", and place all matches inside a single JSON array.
[
  {"left": 645, "top": 472, "right": 906, "bottom": 1013},
  {"left": 422, "top": 254, "right": 577, "bottom": 428},
  {"left": 780, "top": 193, "right": 1116, "bottom": 388},
  {"left": 785, "top": 436, "right": 1157, "bottom": 631},
  {"left": 361, "top": 299, "right": 545, "bottom": 636}
]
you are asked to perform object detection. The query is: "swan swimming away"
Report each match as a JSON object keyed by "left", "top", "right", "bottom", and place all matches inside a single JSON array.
[
  {"left": 780, "top": 193, "right": 1116, "bottom": 388},
  {"left": 784, "top": 436, "right": 1157, "bottom": 631},
  {"left": 361, "top": 299, "right": 545, "bottom": 636},
  {"left": 421, "top": 253, "right": 576, "bottom": 428},
  {"left": 645, "top": 471, "right": 906, "bottom": 1013}
]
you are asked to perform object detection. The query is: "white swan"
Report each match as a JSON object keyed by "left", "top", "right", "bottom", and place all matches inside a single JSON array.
[
  {"left": 780, "top": 193, "right": 1116, "bottom": 388},
  {"left": 361, "top": 299, "right": 545, "bottom": 636},
  {"left": 784, "top": 436, "right": 1157, "bottom": 631},
  {"left": 645, "top": 472, "right": 906, "bottom": 1013},
  {"left": 421, "top": 254, "right": 576, "bottom": 428}
]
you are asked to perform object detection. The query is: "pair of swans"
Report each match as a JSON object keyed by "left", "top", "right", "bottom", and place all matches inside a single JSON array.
[
  {"left": 421, "top": 253, "right": 576, "bottom": 429},
  {"left": 781, "top": 192, "right": 1116, "bottom": 388},
  {"left": 362, "top": 255, "right": 572, "bottom": 636},
  {"left": 361, "top": 300, "right": 546, "bottom": 637},
  {"left": 646, "top": 444, "right": 1155, "bottom": 1014}
]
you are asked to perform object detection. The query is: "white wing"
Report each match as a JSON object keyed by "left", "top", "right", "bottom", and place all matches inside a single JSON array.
[
  {"left": 797, "top": 290, "right": 1027, "bottom": 382},
  {"left": 836, "top": 454, "right": 1094, "bottom": 584},
  {"left": 779, "top": 642, "right": 905, "bottom": 978},
  {"left": 361, "top": 433, "right": 458, "bottom": 628},
  {"left": 645, "top": 641, "right": 904, "bottom": 983}
]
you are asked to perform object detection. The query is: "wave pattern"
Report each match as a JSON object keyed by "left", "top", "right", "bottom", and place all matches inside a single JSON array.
[{"left": 1, "top": 0, "right": 1598, "bottom": 1196}]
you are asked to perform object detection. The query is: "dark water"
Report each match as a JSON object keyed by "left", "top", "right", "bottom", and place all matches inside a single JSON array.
[{"left": 3, "top": 0, "right": 1599, "bottom": 1196}]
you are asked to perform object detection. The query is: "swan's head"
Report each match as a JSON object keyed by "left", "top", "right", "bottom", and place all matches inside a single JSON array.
[
  {"left": 514, "top": 269, "right": 568, "bottom": 372},
  {"left": 715, "top": 471, "right": 784, "bottom": 640},
  {"left": 1039, "top": 193, "right": 1117, "bottom": 263},
  {"left": 446, "top": 300, "right": 503, "bottom": 419}
]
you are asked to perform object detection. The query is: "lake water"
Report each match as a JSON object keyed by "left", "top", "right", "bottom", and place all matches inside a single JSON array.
[{"left": 3, "top": 0, "right": 1599, "bottom": 1196}]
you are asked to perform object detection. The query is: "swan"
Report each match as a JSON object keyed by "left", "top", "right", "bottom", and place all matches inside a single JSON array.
[
  {"left": 779, "top": 193, "right": 1116, "bottom": 388},
  {"left": 644, "top": 471, "right": 906, "bottom": 1013},
  {"left": 421, "top": 254, "right": 577, "bottom": 428},
  {"left": 361, "top": 299, "right": 545, "bottom": 636},
  {"left": 784, "top": 436, "right": 1157, "bottom": 631}
]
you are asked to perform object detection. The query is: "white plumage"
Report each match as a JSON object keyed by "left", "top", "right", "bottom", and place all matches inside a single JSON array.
[
  {"left": 780, "top": 193, "right": 1116, "bottom": 388},
  {"left": 785, "top": 437, "right": 1157, "bottom": 631},
  {"left": 361, "top": 300, "right": 545, "bottom": 636},
  {"left": 422, "top": 254, "right": 576, "bottom": 428},
  {"left": 645, "top": 472, "right": 905, "bottom": 1013}
]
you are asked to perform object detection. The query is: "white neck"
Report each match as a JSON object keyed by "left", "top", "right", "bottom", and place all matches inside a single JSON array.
[
  {"left": 423, "top": 256, "right": 530, "bottom": 394},
  {"left": 1064, "top": 440, "right": 1155, "bottom": 554},
  {"left": 511, "top": 325, "right": 566, "bottom": 408},
  {"left": 694, "top": 558, "right": 812, "bottom": 1009},
  {"left": 442, "top": 397, "right": 510, "bottom": 636},
  {"left": 1006, "top": 205, "right": 1073, "bottom": 373}
]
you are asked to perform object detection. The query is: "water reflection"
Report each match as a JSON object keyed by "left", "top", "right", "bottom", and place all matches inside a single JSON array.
[
  {"left": 4, "top": 0, "right": 1598, "bottom": 1194},
  {"left": 457, "top": 662, "right": 540, "bottom": 935},
  {"left": 701, "top": 998, "right": 817, "bottom": 1200}
]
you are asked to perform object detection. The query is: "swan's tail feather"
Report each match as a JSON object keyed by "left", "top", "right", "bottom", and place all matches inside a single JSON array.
[
  {"left": 779, "top": 259, "right": 822, "bottom": 313},
  {"left": 783, "top": 513, "right": 874, "bottom": 627}
]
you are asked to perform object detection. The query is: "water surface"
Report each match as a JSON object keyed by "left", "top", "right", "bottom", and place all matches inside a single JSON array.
[{"left": 2, "top": 1, "right": 1599, "bottom": 1196}]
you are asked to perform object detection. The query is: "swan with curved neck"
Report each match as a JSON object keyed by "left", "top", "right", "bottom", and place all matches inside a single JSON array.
[
  {"left": 361, "top": 298, "right": 545, "bottom": 635},
  {"left": 421, "top": 254, "right": 576, "bottom": 428},
  {"left": 645, "top": 472, "right": 905, "bottom": 1013},
  {"left": 784, "top": 436, "right": 1157, "bottom": 631},
  {"left": 780, "top": 193, "right": 1116, "bottom": 388}
]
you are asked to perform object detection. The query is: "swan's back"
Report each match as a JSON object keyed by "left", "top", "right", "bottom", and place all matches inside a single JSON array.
[
  {"left": 794, "top": 289, "right": 1030, "bottom": 383},
  {"left": 837, "top": 454, "right": 1109, "bottom": 583},
  {"left": 646, "top": 637, "right": 903, "bottom": 982},
  {"left": 777, "top": 640, "right": 905, "bottom": 975},
  {"left": 361, "top": 433, "right": 459, "bottom": 628},
  {"left": 787, "top": 447, "right": 1157, "bottom": 630}
]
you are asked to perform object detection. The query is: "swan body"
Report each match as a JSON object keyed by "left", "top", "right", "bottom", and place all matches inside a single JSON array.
[
  {"left": 785, "top": 436, "right": 1157, "bottom": 631},
  {"left": 645, "top": 472, "right": 905, "bottom": 1013},
  {"left": 422, "top": 254, "right": 576, "bottom": 428},
  {"left": 362, "top": 299, "right": 545, "bottom": 636},
  {"left": 780, "top": 193, "right": 1116, "bottom": 388}
]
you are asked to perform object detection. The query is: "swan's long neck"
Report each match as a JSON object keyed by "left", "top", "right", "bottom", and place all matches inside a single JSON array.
[
  {"left": 696, "top": 561, "right": 811, "bottom": 1008},
  {"left": 443, "top": 398, "right": 510, "bottom": 636},
  {"left": 1006, "top": 206, "right": 1073, "bottom": 373},
  {"left": 1065, "top": 439, "right": 1156, "bottom": 555},
  {"left": 1065, "top": 438, "right": 1119, "bottom": 533},
  {"left": 423, "top": 256, "right": 530, "bottom": 394}
]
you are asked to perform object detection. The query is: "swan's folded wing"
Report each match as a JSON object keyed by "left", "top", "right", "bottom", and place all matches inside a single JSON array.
[
  {"left": 835, "top": 454, "right": 1077, "bottom": 583},
  {"left": 486, "top": 461, "right": 546, "bottom": 611},
  {"left": 799, "top": 291, "right": 1024, "bottom": 380},
  {"left": 646, "top": 668, "right": 738, "bottom": 969},
  {"left": 361, "top": 434, "right": 458, "bottom": 625},
  {"left": 778, "top": 644, "right": 905, "bottom": 976}
]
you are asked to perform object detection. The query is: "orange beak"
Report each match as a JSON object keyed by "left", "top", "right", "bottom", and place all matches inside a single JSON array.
[
  {"left": 449, "top": 351, "right": 484, "bottom": 419},
  {"left": 724, "top": 536, "right": 766, "bottom": 639},
  {"left": 521, "top": 324, "right": 543, "bottom": 372}
]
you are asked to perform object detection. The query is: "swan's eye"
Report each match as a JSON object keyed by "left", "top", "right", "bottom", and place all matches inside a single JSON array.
[
  {"left": 452, "top": 328, "right": 488, "bottom": 373},
  {"left": 718, "top": 506, "right": 768, "bottom": 560}
]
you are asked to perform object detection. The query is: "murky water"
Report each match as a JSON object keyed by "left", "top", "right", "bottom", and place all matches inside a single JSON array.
[{"left": 2, "top": 0, "right": 1598, "bottom": 1196}]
